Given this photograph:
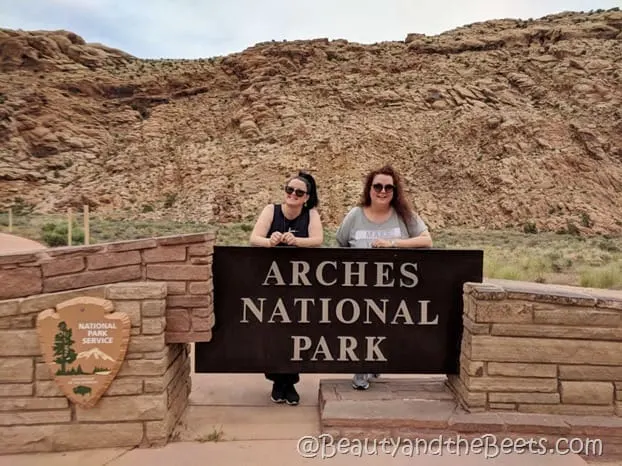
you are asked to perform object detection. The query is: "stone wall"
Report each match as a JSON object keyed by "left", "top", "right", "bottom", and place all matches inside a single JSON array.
[
  {"left": 448, "top": 279, "right": 622, "bottom": 416},
  {"left": 0, "top": 282, "right": 191, "bottom": 454},
  {"left": 0, "top": 232, "right": 215, "bottom": 343}
]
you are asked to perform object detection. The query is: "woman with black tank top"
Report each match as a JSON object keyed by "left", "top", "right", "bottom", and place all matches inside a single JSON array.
[{"left": 249, "top": 171, "right": 323, "bottom": 405}]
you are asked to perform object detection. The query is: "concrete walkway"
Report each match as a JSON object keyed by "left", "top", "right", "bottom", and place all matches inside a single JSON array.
[
  {"left": 2, "top": 372, "right": 614, "bottom": 465},
  {"left": 0, "top": 233, "right": 46, "bottom": 254}
]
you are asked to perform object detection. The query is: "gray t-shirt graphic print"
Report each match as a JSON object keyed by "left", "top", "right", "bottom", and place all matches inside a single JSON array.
[{"left": 335, "top": 206, "right": 428, "bottom": 248}]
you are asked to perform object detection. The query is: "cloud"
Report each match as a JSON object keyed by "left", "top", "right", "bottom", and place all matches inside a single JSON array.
[{"left": 1, "top": 0, "right": 619, "bottom": 58}]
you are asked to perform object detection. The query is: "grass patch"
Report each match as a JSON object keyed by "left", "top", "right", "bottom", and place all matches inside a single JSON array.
[
  {"left": 579, "top": 263, "right": 622, "bottom": 289},
  {"left": 198, "top": 426, "right": 224, "bottom": 442},
  {"left": 430, "top": 228, "right": 621, "bottom": 289},
  {"left": 0, "top": 212, "right": 212, "bottom": 246}
]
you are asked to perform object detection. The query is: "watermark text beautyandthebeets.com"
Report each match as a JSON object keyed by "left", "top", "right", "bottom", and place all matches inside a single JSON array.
[{"left": 296, "top": 433, "right": 603, "bottom": 459}]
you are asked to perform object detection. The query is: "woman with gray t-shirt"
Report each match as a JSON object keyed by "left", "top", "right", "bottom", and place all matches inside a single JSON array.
[{"left": 335, "top": 164, "right": 433, "bottom": 390}]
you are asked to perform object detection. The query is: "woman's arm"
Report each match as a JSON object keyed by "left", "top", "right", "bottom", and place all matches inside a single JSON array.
[
  {"left": 393, "top": 230, "right": 432, "bottom": 248},
  {"left": 291, "top": 208, "right": 323, "bottom": 247},
  {"left": 372, "top": 212, "right": 433, "bottom": 248},
  {"left": 249, "top": 205, "right": 276, "bottom": 247},
  {"left": 401, "top": 213, "right": 433, "bottom": 247}
]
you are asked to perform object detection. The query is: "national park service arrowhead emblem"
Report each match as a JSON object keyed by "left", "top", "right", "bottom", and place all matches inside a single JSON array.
[{"left": 36, "top": 297, "right": 130, "bottom": 408}]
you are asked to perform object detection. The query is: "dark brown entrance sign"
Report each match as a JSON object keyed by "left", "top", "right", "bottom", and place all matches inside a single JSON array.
[
  {"left": 195, "top": 246, "right": 483, "bottom": 374},
  {"left": 37, "top": 297, "right": 131, "bottom": 408}
]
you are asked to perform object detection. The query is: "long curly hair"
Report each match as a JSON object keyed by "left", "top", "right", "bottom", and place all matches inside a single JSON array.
[{"left": 358, "top": 164, "right": 413, "bottom": 223}]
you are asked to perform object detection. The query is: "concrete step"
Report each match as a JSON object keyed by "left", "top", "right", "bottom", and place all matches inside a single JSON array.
[{"left": 319, "top": 377, "right": 622, "bottom": 462}]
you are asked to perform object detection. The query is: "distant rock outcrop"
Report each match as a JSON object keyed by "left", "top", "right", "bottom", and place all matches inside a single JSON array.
[
  {"left": 1, "top": 9, "right": 621, "bottom": 234},
  {"left": 0, "top": 29, "right": 132, "bottom": 71}
]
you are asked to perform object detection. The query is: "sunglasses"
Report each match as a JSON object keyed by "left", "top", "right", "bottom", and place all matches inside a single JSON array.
[
  {"left": 285, "top": 185, "right": 307, "bottom": 197},
  {"left": 372, "top": 183, "right": 395, "bottom": 193}
]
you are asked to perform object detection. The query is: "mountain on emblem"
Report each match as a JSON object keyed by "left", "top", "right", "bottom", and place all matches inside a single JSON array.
[{"left": 77, "top": 347, "right": 115, "bottom": 361}]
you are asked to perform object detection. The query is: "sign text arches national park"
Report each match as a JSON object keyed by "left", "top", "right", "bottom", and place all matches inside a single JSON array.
[{"left": 195, "top": 247, "right": 483, "bottom": 374}]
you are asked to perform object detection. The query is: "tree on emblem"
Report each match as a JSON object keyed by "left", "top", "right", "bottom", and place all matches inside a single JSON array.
[{"left": 53, "top": 321, "right": 77, "bottom": 375}]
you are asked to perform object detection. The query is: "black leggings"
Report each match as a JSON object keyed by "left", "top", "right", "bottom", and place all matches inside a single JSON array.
[{"left": 265, "top": 373, "right": 299, "bottom": 386}]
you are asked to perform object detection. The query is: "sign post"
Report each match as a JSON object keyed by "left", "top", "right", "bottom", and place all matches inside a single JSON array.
[{"left": 195, "top": 246, "right": 483, "bottom": 374}]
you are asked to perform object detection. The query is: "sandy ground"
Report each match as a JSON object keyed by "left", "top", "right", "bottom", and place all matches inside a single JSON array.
[{"left": 0, "top": 232, "right": 47, "bottom": 254}]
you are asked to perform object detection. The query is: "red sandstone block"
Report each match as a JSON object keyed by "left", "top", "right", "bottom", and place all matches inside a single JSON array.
[
  {"left": 447, "top": 412, "right": 504, "bottom": 433},
  {"left": 563, "top": 415, "right": 622, "bottom": 436},
  {"left": 166, "top": 309, "right": 191, "bottom": 332},
  {"left": 165, "top": 330, "right": 212, "bottom": 343},
  {"left": 87, "top": 251, "right": 141, "bottom": 270},
  {"left": 192, "top": 306, "right": 213, "bottom": 318},
  {"left": 0, "top": 253, "right": 40, "bottom": 266},
  {"left": 106, "top": 238, "right": 158, "bottom": 252},
  {"left": 146, "top": 265, "right": 209, "bottom": 280},
  {"left": 190, "top": 257, "right": 212, "bottom": 266},
  {"left": 166, "top": 282, "right": 186, "bottom": 295},
  {"left": 191, "top": 316, "right": 213, "bottom": 332},
  {"left": 0, "top": 267, "right": 42, "bottom": 299},
  {"left": 17, "top": 262, "right": 40, "bottom": 268},
  {"left": 157, "top": 233, "right": 214, "bottom": 246},
  {"left": 142, "top": 246, "right": 187, "bottom": 263},
  {"left": 43, "top": 265, "right": 141, "bottom": 293},
  {"left": 188, "top": 281, "right": 211, "bottom": 294},
  {"left": 498, "top": 412, "right": 571, "bottom": 435},
  {"left": 41, "top": 257, "right": 85, "bottom": 277},
  {"left": 188, "top": 244, "right": 213, "bottom": 256},
  {"left": 167, "top": 295, "right": 210, "bottom": 308},
  {"left": 47, "top": 245, "right": 105, "bottom": 257}
]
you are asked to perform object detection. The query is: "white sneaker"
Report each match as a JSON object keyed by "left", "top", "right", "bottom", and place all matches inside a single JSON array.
[{"left": 352, "top": 373, "right": 371, "bottom": 390}]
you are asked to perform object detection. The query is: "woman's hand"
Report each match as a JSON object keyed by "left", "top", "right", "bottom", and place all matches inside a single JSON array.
[
  {"left": 371, "top": 239, "right": 392, "bottom": 248},
  {"left": 269, "top": 231, "right": 283, "bottom": 246},
  {"left": 281, "top": 232, "right": 298, "bottom": 246}
]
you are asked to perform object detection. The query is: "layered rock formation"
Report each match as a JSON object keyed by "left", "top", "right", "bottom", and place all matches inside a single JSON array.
[{"left": 1, "top": 9, "right": 621, "bottom": 233}]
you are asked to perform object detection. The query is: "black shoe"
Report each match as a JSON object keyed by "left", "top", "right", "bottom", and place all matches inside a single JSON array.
[
  {"left": 284, "top": 384, "right": 300, "bottom": 405},
  {"left": 271, "top": 383, "right": 285, "bottom": 403}
]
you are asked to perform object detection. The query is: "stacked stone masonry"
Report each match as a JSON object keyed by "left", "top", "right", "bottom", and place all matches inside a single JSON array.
[
  {"left": 0, "top": 232, "right": 216, "bottom": 343},
  {"left": 448, "top": 279, "right": 622, "bottom": 417},
  {"left": 0, "top": 282, "right": 191, "bottom": 454}
]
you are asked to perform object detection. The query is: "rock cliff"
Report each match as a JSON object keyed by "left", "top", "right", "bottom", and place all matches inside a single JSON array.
[{"left": 1, "top": 9, "right": 621, "bottom": 233}]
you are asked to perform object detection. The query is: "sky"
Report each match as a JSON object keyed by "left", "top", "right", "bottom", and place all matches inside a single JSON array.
[{"left": 1, "top": 0, "right": 620, "bottom": 59}]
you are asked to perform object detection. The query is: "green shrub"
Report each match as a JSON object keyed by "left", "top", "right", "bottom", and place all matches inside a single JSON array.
[
  {"left": 523, "top": 222, "right": 538, "bottom": 234},
  {"left": 41, "top": 221, "right": 85, "bottom": 247},
  {"left": 598, "top": 239, "right": 620, "bottom": 252},
  {"left": 580, "top": 212, "right": 593, "bottom": 228},
  {"left": 164, "top": 193, "right": 177, "bottom": 208}
]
